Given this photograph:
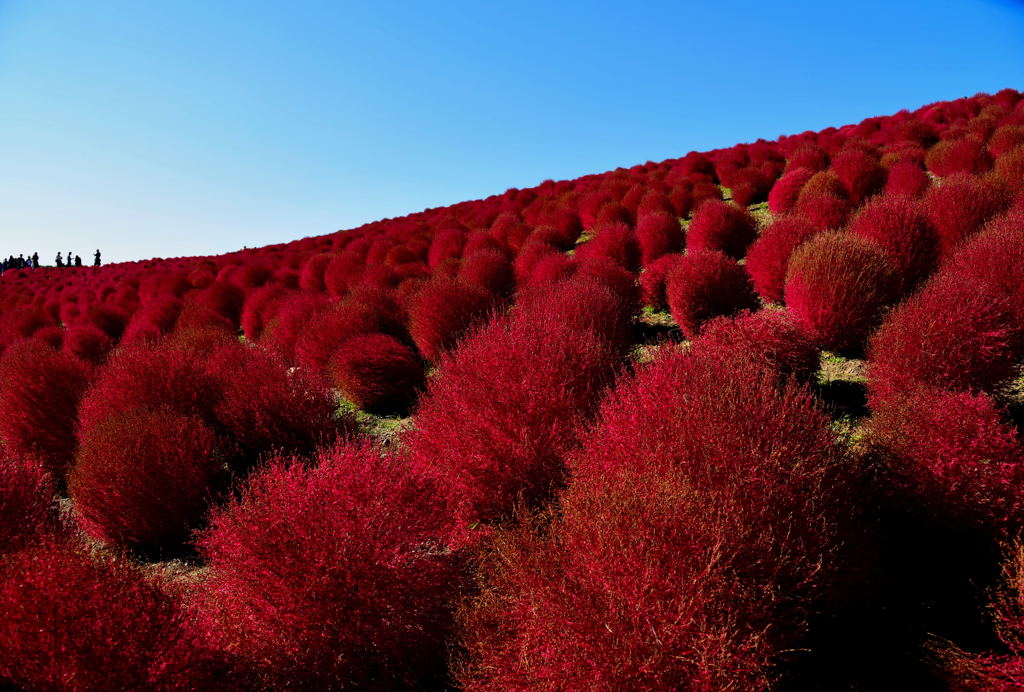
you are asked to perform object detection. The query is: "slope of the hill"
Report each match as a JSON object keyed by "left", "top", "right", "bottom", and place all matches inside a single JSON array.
[{"left": 3, "top": 89, "right": 1024, "bottom": 689}]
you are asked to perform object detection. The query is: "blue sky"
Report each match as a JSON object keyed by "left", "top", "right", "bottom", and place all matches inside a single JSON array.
[{"left": 1, "top": 1, "right": 1022, "bottom": 263}]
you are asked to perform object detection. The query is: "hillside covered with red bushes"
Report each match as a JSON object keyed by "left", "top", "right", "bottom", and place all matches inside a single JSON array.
[{"left": 4, "top": 89, "right": 1024, "bottom": 689}]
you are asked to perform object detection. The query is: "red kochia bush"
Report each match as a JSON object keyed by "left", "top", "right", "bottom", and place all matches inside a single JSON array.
[
  {"left": 636, "top": 211, "right": 683, "bottom": 265},
  {"left": 847, "top": 195, "right": 940, "bottom": 294},
  {"left": 194, "top": 441, "right": 460, "bottom": 689},
  {"left": 925, "top": 136, "right": 993, "bottom": 177},
  {"left": 77, "top": 341, "right": 220, "bottom": 438},
  {"left": 459, "top": 249, "right": 514, "bottom": 296},
  {"left": 574, "top": 221, "right": 641, "bottom": 271},
  {"left": 867, "top": 388, "right": 1024, "bottom": 531},
  {"left": 924, "top": 174, "right": 1009, "bottom": 255},
  {"left": 883, "top": 161, "right": 931, "bottom": 199},
  {"left": 0, "top": 452, "right": 56, "bottom": 554},
  {"left": 768, "top": 166, "right": 816, "bottom": 214},
  {"left": 408, "top": 277, "right": 497, "bottom": 361},
  {"left": 745, "top": 217, "right": 821, "bottom": 304},
  {"left": 831, "top": 149, "right": 887, "bottom": 203},
  {"left": 686, "top": 200, "right": 759, "bottom": 259},
  {"left": 459, "top": 349, "right": 860, "bottom": 690},
  {"left": 0, "top": 342, "right": 91, "bottom": 477},
  {"left": 68, "top": 408, "right": 223, "bottom": 551},
  {"left": 64, "top": 323, "right": 114, "bottom": 364},
  {"left": 785, "top": 232, "right": 899, "bottom": 353},
  {"left": 516, "top": 275, "right": 636, "bottom": 352},
  {"left": 639, "top": 253, "right": 681, "bottom": 308},
  {"left": 866, "top": 272, "right": 1022, "bottom": 406},
  {"left": 407, "top": 310, "right": 619, "bottom": 526},
  {"left": 329, "top": 333, "right": 425, "bottom": 414},
  {"left": 995, "top": 145, "right": 1024, "bottom": 189},
  {"left": 794, "top": 190, "right": 854, "bottom": 231},
  {"left": 206, "top": 342, "right": 345, "bottom": 464},
  {"left": 0, "top": 540, "right": 231, "bottom": 690},
  {"left": 690, "top": 309, "right": 820, "bottom": 382},
  {"left": 666, "top": 249, "right": 759, "bottom": 338}
]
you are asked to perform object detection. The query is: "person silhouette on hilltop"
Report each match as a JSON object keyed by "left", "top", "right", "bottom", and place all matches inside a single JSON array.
[
  {"left": 94, "top": 249, "right": 101, "bottom": 267},
  {"left": 74, "top": 254, "right": 82, "bottom": 267},
  {"left": 56, "top": 252, "right": 64, "bottom": 268}
]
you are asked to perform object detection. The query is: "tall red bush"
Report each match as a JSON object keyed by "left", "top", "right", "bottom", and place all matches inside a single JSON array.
[
  {"left": 329, "top": 332, "right": 425, "bottom": 414},
  {"left": 0, "top": 540, "right": 233, "bottom": 690},
  {"left": 768, "top": 166, "right": 816, "bottom": 214},
  {"left": 666, "top": 249, "right": 759, "bottom": 338},
  {"left": 194, "top": 441, "right": 460, "bottom": 689},
  {"left": 459, "top": 349, "right": 861, "bottom": 689},
  {"left": 785, "top": 232, "right": 899, "bottom": 353},
  {"left": 636, "top": 211, "right": 683, "bottom": 265},
  {"left": 686, "top": 200, "right": 758, "bottom": 259},
  {"left": 847, "top": 195, "right": 940, "bottom": 294},
  {"left": 745, "top": 217, "right": 821, "bottom": 304},
  {"left": 408, "top": 277, "right": 498, "bottom": 361},
  {"left": 924, "top": 174, "right": 1009, "bottom": 255},
  {"left": 0, "top": 341, "right": 91, "bottom": 477},
  {"left": 68, "top": 408, "right": 223, "bottom": 551}
]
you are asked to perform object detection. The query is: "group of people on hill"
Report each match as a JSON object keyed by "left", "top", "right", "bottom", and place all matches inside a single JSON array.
[{"left": 0, "top": 249, "right": 102, "bottom": 275}]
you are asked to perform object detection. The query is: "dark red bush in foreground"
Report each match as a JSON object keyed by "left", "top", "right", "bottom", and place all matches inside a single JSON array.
[
  {"left": 666, "top": 249, "right": 759, "bottom": 338},
  {"left": 785, "top": 232, "right": 898, "bottom": 353},
  {"left": 686, "top": 200, "right": 758, "bottom": 259},
  {"left": 459, "top": 249, "right": 514, "bottom": 296},
  {"left": 0, "top": 452, "right": 56, "bottom": 554},
  {"left": 64, "top": 323, "right": 114, "bottom": 364},
  {"left": 0, "top": 540, "right": 232, "bottom": 690},
  {"left": 330, "top": 332, "right": 425, "bottom": 414},
  {"left": 868, "top": 387, "right": 1024, "bottom": 531},
  {"left": 745, "top": 217, "right": 821, "bottom": 304},
  {"left": 407, "top": 309, "right": 619, "bottom": 526},
  {"left": 847, "top": 195, "right": 940, "bottom": 294},
  {"left": 0, "top": 341, "right": 91, "bottom": 477},
  {"left": 459, "top": 349, "right": 861, "bottom": 689},
  {"left": 866, "top": 272, "right": 1022, "bottom": 406},
  {"left": 194, "top": 441, "right": 460, "bottom": 689},
  {"left": 68, "top": 408, "right": 223, "bottom": 551},
  {"left": 408, "top": 277, "right": 497, "bottom": 361}
]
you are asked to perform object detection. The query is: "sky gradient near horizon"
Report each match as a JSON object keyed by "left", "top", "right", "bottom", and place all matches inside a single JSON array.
[{"left": 1, "top": 1, "right": 1023, "bottom": 264}]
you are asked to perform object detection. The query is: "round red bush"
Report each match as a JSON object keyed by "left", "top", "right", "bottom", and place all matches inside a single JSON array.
[
  {"left": 883, "top": 161, "right": 931, "bottom": 199},
  {"left": 408, "top": 277, "right": 497, "bottom": 361},
  {"left": 784, "top": 232, "right": 899, "bottom": 353},
  {"left": 686, "top": 200, "right": 758, "bottom": 259},
  {"left": 690, "top": 309, "right": 820, "bottom": 382},
  {"left": 458, "top": 248, "right": 514, "bottom": 296},
  {"left": 639, "top": 253, "right": 681, "bottom": 308},
  {"left": 0, "top": 540, "right": 232, "bottom": 690},
  {"left": 867, "top": 387, "right": 1024, "bottom": 530},
  {"left": 194, "top": 441, "right": 461, "bottom": 689},
  {"left": 925, "top": 137, "right": 993, "bottom": 177},
  {"left": 995, "top": 145, "right": 1024, "bottom": 189},
  {"left": 68, "top": 407, "right": 223, "bottom": 551},
  {"left": 831, "top": 149, "right": 887, "bottom": 203},
  {"left": 745, "top": 217, "right": 821, "bottom": 304},
  {"left": 459, "top": 348, "right": 861, "bottom": 689},
  {"left": 666, "top": 249, "right": 759, "bottom": 338},
  {"left": 329, "top": 333, "right": 425, "bottom": 414},
  {"left": 0, "top": 342, "right": 91, "bottom": 477},
  {"left": 63, "top": 323, "right": 114, "bottom": 364},
  {"left": 768, "top": 166, "right": 816, "bottom": 215},
  {"left": 847, "top": 195, "right": 940, "bottom": 294},
  {"left": 924, "top": 173, "right": 1009, "bottom": 256},
  {"left": 0, "top": 452, "right": 56, "bottom": 554},
  {"left": 866, "top": 272, "right": 1023, "bottom": 406},
  {"left": 206, "top": 342, "right": 345, "bottom": 465},
  {"left": 574, "top": 221, "right": 641, "bottom": 271},
  {"left": 793, "top": 190, "right": 855, "bottom": 231},
  {"left": 636, "top": 211, "right": 683, "bottom": 265},
  {"left": 407, "top": 310, "right": 619, "bottom": 526}
]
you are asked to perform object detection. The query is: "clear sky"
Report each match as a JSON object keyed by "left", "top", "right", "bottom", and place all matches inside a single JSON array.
[{"left": 1, "top": 1, "right": 1023, "bottom": 264}]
